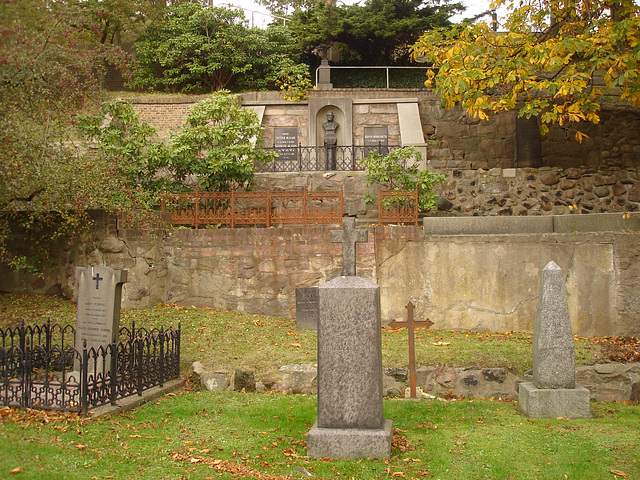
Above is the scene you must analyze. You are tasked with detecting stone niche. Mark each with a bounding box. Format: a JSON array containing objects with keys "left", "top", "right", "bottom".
[{"left": 309, "top": 97, "right": 353, "bottom": 147}]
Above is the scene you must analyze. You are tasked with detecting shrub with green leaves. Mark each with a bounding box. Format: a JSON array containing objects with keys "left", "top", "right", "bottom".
[
  {"left": 77, "top": 100, "right": 169, "bottom": 193},
  {"left": 168, "top": 92, "right": 275, "bottom": 192},
  {"left": 362, "top": 146, "right": 445, "bottom": 212}
]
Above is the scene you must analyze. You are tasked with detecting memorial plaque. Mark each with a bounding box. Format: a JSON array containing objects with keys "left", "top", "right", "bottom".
[
  {"left": 274, "top": 127, "right": 298, "bottom": 162},
  {"left": 364, "top": 126, "right": 389, "bottom": 156},
  {"left": 295, "top": 287, "right": 319, "bottom": 331},
  {"left": 75, "top": 266, "right": 127, "bottom": 368}
]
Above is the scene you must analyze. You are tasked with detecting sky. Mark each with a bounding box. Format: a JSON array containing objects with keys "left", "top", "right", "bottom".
[{"left": 211, "top": 0, "right": 505, "bottom": 29}]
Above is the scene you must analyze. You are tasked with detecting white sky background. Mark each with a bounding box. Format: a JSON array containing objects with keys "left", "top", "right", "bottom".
[{"left": 211, "top": 0, "right": 508, "bottom": 29}]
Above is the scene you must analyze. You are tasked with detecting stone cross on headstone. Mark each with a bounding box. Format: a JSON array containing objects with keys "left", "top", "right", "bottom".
[
  {"left": 388, "top": 302, "right": 434, "bottom": 399},
  {"left": 74, "top": 266, "right": 127, "bottom": 375},
  {"left": 330, "top": 217, "right": 368, "bottom": 276},
  {"left": 518, "top": 261, "right": 591, "bottom": 418}
]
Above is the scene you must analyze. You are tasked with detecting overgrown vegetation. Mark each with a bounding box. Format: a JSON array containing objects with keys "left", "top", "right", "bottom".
[
  {"left": 362, "top": 147, "right": 446, "bottom": 212},
  {"left": 0, "top": 0, "right": 147, "bottom": 273}
]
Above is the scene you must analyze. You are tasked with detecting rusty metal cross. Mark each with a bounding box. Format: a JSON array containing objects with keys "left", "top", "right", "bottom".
[{"left": 388, "top": 302, "right": 434, "bottom": 399}]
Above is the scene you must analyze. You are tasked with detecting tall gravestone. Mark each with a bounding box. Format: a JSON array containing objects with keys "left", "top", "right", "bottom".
[
  {"left": 307, "top": 218, "right": 393, "bottom": 460},
  {"left": 75, "top": 266, "right": 128, "bottom": 373},
  {"left": 519, "top": 261, "right": 591, "bottom": 418}
]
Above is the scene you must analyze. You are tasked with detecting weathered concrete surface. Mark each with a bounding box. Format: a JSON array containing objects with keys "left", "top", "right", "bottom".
[{"left": 376, "top": 232, "right": 637, "bottom": 337}]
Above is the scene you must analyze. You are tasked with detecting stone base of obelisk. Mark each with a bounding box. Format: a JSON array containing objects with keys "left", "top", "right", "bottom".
[
  {"left": 519, "top": 382, "right": 591, "bottom": 418},
  {"left": 307, "top": 419, "right": 393, "bottom": 460}
]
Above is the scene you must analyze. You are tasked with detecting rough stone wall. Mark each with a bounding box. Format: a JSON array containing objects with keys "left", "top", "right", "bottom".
[
  {"left": 163, "top": 226, "right": 376, "bottom": 318},
  {"left": 0, "top": 212, "right": 169, "bottom": 310},
  {"left": 432, "top": 165, "right": 640, "bottom": 216},
  {"left": 4, "top": 219, "right": 638, "bottom": 337},
  {"left": 541, "top": 109, "right": 640, "bottom": 169},
  {"left": 376, "top": 231, "right": 640, "bottom": 337},
  {"left": 253, "top": 166, "right": 640, "bottom": 219},
  {"left": 261, "top": 104, "right": 310, "bottom": 147},
  {"left": 352, "top": 102, "right": 401, "bottom": 146}
]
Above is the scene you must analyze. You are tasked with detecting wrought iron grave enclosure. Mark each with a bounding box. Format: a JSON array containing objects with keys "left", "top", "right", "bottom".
[{"left": 0, "top": 321, "right": 180, "bottom": 415}]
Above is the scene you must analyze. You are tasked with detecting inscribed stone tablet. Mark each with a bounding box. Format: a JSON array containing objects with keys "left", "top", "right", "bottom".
[
  {"left": 364, "top": 126, "right": 389, "bottom": 155},
  {"left": 274, "top": 127, "right": 298, "bottom": 162},
  {"left": 295, "top": 287, "right": 319, "bottom": 331},
  {"left": 75, "top": 266, "right": 127, "bottom": 353}
]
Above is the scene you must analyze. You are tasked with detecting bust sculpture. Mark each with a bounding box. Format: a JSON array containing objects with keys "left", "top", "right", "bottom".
[
  {"left": 322, "top": 111, "right": 339, "bottom": 145},
  {"left": 322, "top": 111, "right": 339, "bottom": 170}
]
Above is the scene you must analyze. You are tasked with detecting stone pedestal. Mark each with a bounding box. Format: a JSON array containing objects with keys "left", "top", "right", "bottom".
[
  {"left": 519, "top": 382, "right": 592, "bottom": 418},
  {"left": 306, "top": 275, "right": 392, "bottom": 459},
  {"left": 307, "top": 419, "right": 393, "bottom": 460}
]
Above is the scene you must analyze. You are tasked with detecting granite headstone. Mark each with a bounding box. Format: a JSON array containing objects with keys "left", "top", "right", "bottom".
[
  {"left": 519, "top": 261, "right": 591, "bottom": 418},
  {"left": 307, "top": 219, "right": 392, "bottom": 460}
]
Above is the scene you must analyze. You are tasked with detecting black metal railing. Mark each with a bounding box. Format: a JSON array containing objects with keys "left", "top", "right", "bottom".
[
  {"left": 256, "top": 144, "right": 399, "bottom": 173},
  {"left": 0, "top": 321, "right": 180, "bottom": 415}
]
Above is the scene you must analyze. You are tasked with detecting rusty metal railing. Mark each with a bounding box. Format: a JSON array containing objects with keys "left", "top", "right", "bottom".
[
  {"left": 161, "top": 187, "right": 344, "bottom": 228},
  {"left": 378, "top": 186, "right": 419, "bottom": 225}
]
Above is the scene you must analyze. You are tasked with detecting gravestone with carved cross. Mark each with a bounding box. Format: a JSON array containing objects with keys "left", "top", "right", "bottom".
[
  {"left": 330, "top": 217, "right": 368, "bottom": 276},
  {"left": 307, "top": 217, "right": 392, "bottom": 460},
  {"left": 74, "top": 266, "right": 128, "bottom": 374},
  {"left": 388, "top": 302, "right": 433, "bottom": 399}
]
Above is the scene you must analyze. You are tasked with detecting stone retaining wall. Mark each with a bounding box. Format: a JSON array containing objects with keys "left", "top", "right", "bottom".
[
  {"left": 192, "top": 362, "right": 640, "bottom": 404},
  {"left": 2, "top": 216, "right": 639, "bottom": 337}
]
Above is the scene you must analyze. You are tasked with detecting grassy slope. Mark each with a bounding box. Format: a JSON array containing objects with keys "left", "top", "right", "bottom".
[
  {"left": 0, "top": 392, "right": 638, "bottom": 480},
  {"left": 0, "top": 293, "right": 605, "bottom": 375}
]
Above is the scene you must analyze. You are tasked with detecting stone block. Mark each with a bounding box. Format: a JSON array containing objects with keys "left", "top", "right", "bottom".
[
  {"left": 423, "top": 215, "right": 553, "bottom": 235},
  {"left": 201, "top": 373, "right": 229, "bottom": 392},
  {"left": 231, "top": 369, "right": 256, "bottom": 392},
  {"left": 306, "top": 419, "right": 393, "bottom": 460},
  {"left": 518, "top": 382, "right": 591, "bottom": 418},
  {"left": 317, "top": 276, "right": 383, "bottom": 429}
]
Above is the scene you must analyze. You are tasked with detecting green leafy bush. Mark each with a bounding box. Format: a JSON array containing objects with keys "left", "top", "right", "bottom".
[{"left": 362, "top": 146, "right": 445, "bottom": 212}]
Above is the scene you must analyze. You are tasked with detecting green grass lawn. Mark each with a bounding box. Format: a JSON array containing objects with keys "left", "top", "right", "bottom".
[
  {"left": 1, "top": 391, "right": 638, "bottom": 480},
  {"left": 1, "top": 293, "right": 638, "bottom": 479},
  {"left": 0, "top": 293, "right": 606, "bottom": 375}
]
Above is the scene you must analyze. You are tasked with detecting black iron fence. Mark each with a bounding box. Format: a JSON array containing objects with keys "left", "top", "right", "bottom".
[
  {"left": 256, "top": 145, "right": 399, "bottom": 173},
  {"left": 0, "top": 321, "right": 180, "bottom": 415}
]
